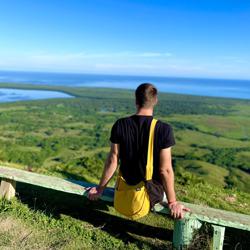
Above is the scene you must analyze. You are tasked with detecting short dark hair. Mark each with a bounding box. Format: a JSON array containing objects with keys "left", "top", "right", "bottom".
[{"left": 135, "top": 83, "right": 158, "bottom": 108}]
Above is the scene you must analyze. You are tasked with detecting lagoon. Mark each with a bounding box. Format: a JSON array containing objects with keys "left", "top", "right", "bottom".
[{"left": 0, "top": 88, "right": 73, "bottom": 103}]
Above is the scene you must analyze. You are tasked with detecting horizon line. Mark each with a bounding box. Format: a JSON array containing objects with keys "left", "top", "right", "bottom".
[{"left": 1, "top": 68, "right": 250, "bottom": 82}]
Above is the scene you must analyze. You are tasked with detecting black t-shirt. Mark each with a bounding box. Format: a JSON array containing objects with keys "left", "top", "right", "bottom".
[{"left": 110, "top": 115, "right": 175, "bottom": 185}]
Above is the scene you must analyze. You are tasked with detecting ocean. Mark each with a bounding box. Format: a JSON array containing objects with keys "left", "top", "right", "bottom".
[{"left": 0, "top": 70, "right": 250, "bottom": 100}]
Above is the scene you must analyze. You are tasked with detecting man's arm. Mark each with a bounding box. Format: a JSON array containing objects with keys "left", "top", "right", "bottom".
[
  {"left": 88, "top": 143, "right": 119, "bottom": 200},
  {"left": 159, "top": 147, "right": 190, "bottom": 219}
]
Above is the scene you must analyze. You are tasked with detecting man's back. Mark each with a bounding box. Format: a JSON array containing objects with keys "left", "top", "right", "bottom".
[
  {"left": 110, "top": 114, "right": 175, "bottom": 185},
  {"left": 88, "top": 83, "right": 189, "bottom": 219}
]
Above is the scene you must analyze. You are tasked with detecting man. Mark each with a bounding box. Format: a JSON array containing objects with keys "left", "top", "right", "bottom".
[{"left": 88, "top": 83, "right": 190, "bottom": 219}]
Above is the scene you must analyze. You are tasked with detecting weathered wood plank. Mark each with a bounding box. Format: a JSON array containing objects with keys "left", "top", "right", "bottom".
[
  {"left": 212, "top": 225, "right": 225, "bottom": 250},
  {"left": 154, "top": 202, "right": 250, "bottom": 231},
  {"left": 0, "top": 165, "right": 113, "bottom": 202},
  {"left": 0, "top": 178, "right": 16, "bottom": 200}
]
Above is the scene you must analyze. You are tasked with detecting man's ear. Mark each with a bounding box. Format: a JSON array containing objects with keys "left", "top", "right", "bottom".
[
  {"left": 135, "top": 100, "right": 140, "bottom": 109},
  {"left": 154, "top": 97, "right": 158, "bottom": 105}
]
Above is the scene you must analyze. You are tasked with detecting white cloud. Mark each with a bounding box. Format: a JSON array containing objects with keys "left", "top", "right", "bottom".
[
  {"left": 137, "top": 52, "right": 172, "bottom": 57},
  {"left": 1, "top": 51, "right": 250, "bottom": 79},
  {"left": 29, "top": 51, "right": 173, "bottom": 60},
  {"left": 0, "top": 50, "right": 174, "bottom": 74},
  {"left": 95, "top": 63, "right": 156, "bottom": 70},
  {"left": 219, "top": 56, "right": 249, "bottom": 64}
]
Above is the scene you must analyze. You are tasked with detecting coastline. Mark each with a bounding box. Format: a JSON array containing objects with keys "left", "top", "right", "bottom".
[
  {"left": 1, "top": 82, "right": 250, "bottom": 103},
  {"left": 0, "top": 70, "right": 250, "bottom": 100}
]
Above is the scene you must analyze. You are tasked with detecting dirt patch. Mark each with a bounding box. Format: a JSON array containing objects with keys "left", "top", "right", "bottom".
[
  {"left": 0, "top": 216, "right": 33, "bottom": 249},
  {"left": 0, "top": 217, "right": 18, "bottom": 232}
]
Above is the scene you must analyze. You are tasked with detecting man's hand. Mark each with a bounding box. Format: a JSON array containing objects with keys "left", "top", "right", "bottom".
[
  {"left": 87, "top": 186, "right": 104, "bottom": 201},
  {"left": 168, "top": 201, "right": 190, "bottom": 219}
]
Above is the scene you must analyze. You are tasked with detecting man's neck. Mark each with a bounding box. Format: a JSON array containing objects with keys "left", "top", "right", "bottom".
[{"left": 136, "top": 107, "right": 153, "bottom": 116}]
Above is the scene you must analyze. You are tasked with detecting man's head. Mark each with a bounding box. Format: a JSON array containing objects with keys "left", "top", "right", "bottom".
[{"left": 135, "top": 83, "right": 158, "bottom": 109}]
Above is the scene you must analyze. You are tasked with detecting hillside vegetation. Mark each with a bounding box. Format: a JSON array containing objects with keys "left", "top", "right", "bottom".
[
  {"left": 0, "top": 83, "right": 250, "bottom": 249},
  {"left": 0, "top": 83, "right": 249, "bottom": 192}
]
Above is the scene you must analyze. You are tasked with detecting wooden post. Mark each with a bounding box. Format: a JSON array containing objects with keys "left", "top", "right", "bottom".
[
  {"left": 0, "top": 178, "right": 16, "bottom": 200},
  {"left": 173, "top": 218, "right": 202, "bottom": 249},
  {"left": 212, "top": 225, "right": 225, "bottom": 250}
]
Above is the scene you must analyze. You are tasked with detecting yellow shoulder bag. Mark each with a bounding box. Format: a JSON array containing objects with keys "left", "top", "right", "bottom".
[{"left": 114, "top": 118, "right": 157, "bottom": 220}]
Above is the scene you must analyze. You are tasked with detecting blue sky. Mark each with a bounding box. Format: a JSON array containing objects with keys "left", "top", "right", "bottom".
[{"left": 0, "top": 0, "right": 250, "bottom": 79}]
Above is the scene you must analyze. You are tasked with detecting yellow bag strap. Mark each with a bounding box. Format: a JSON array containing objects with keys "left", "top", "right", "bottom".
[{"left": 145, "top": 118, "right": 157, "bottom": 181}]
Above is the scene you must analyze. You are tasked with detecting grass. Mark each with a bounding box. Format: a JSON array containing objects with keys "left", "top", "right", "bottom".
[
  {"left": 0, "top": 185, "right": 174, "bottom": 250},
  {"left": 178, "top": 160, "right": 229, "bottom": 187},
  {"left": 175, "top": 130, "right": 250, "bottom": 148}
]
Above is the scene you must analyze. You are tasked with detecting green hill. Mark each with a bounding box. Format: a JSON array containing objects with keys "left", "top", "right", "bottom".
[{"left": 0, "top": 83, "right": 249, "bottom": 192}]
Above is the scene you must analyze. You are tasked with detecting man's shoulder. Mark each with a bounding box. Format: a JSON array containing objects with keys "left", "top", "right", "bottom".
[
  {"left": 155, "top": 119, "right": 175, "bottom": 148},
  {"left": 112, "top": 116, "right": 133, "bottom": 126},
  {"left": 114, "top": 117, "right": 173, "bottom": 128},
  {"left": 115, "top": 115, "right": 135, "bottom": 122},
  {"left": 156, "top": 119, "right": 173, "bottom": 131}
]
